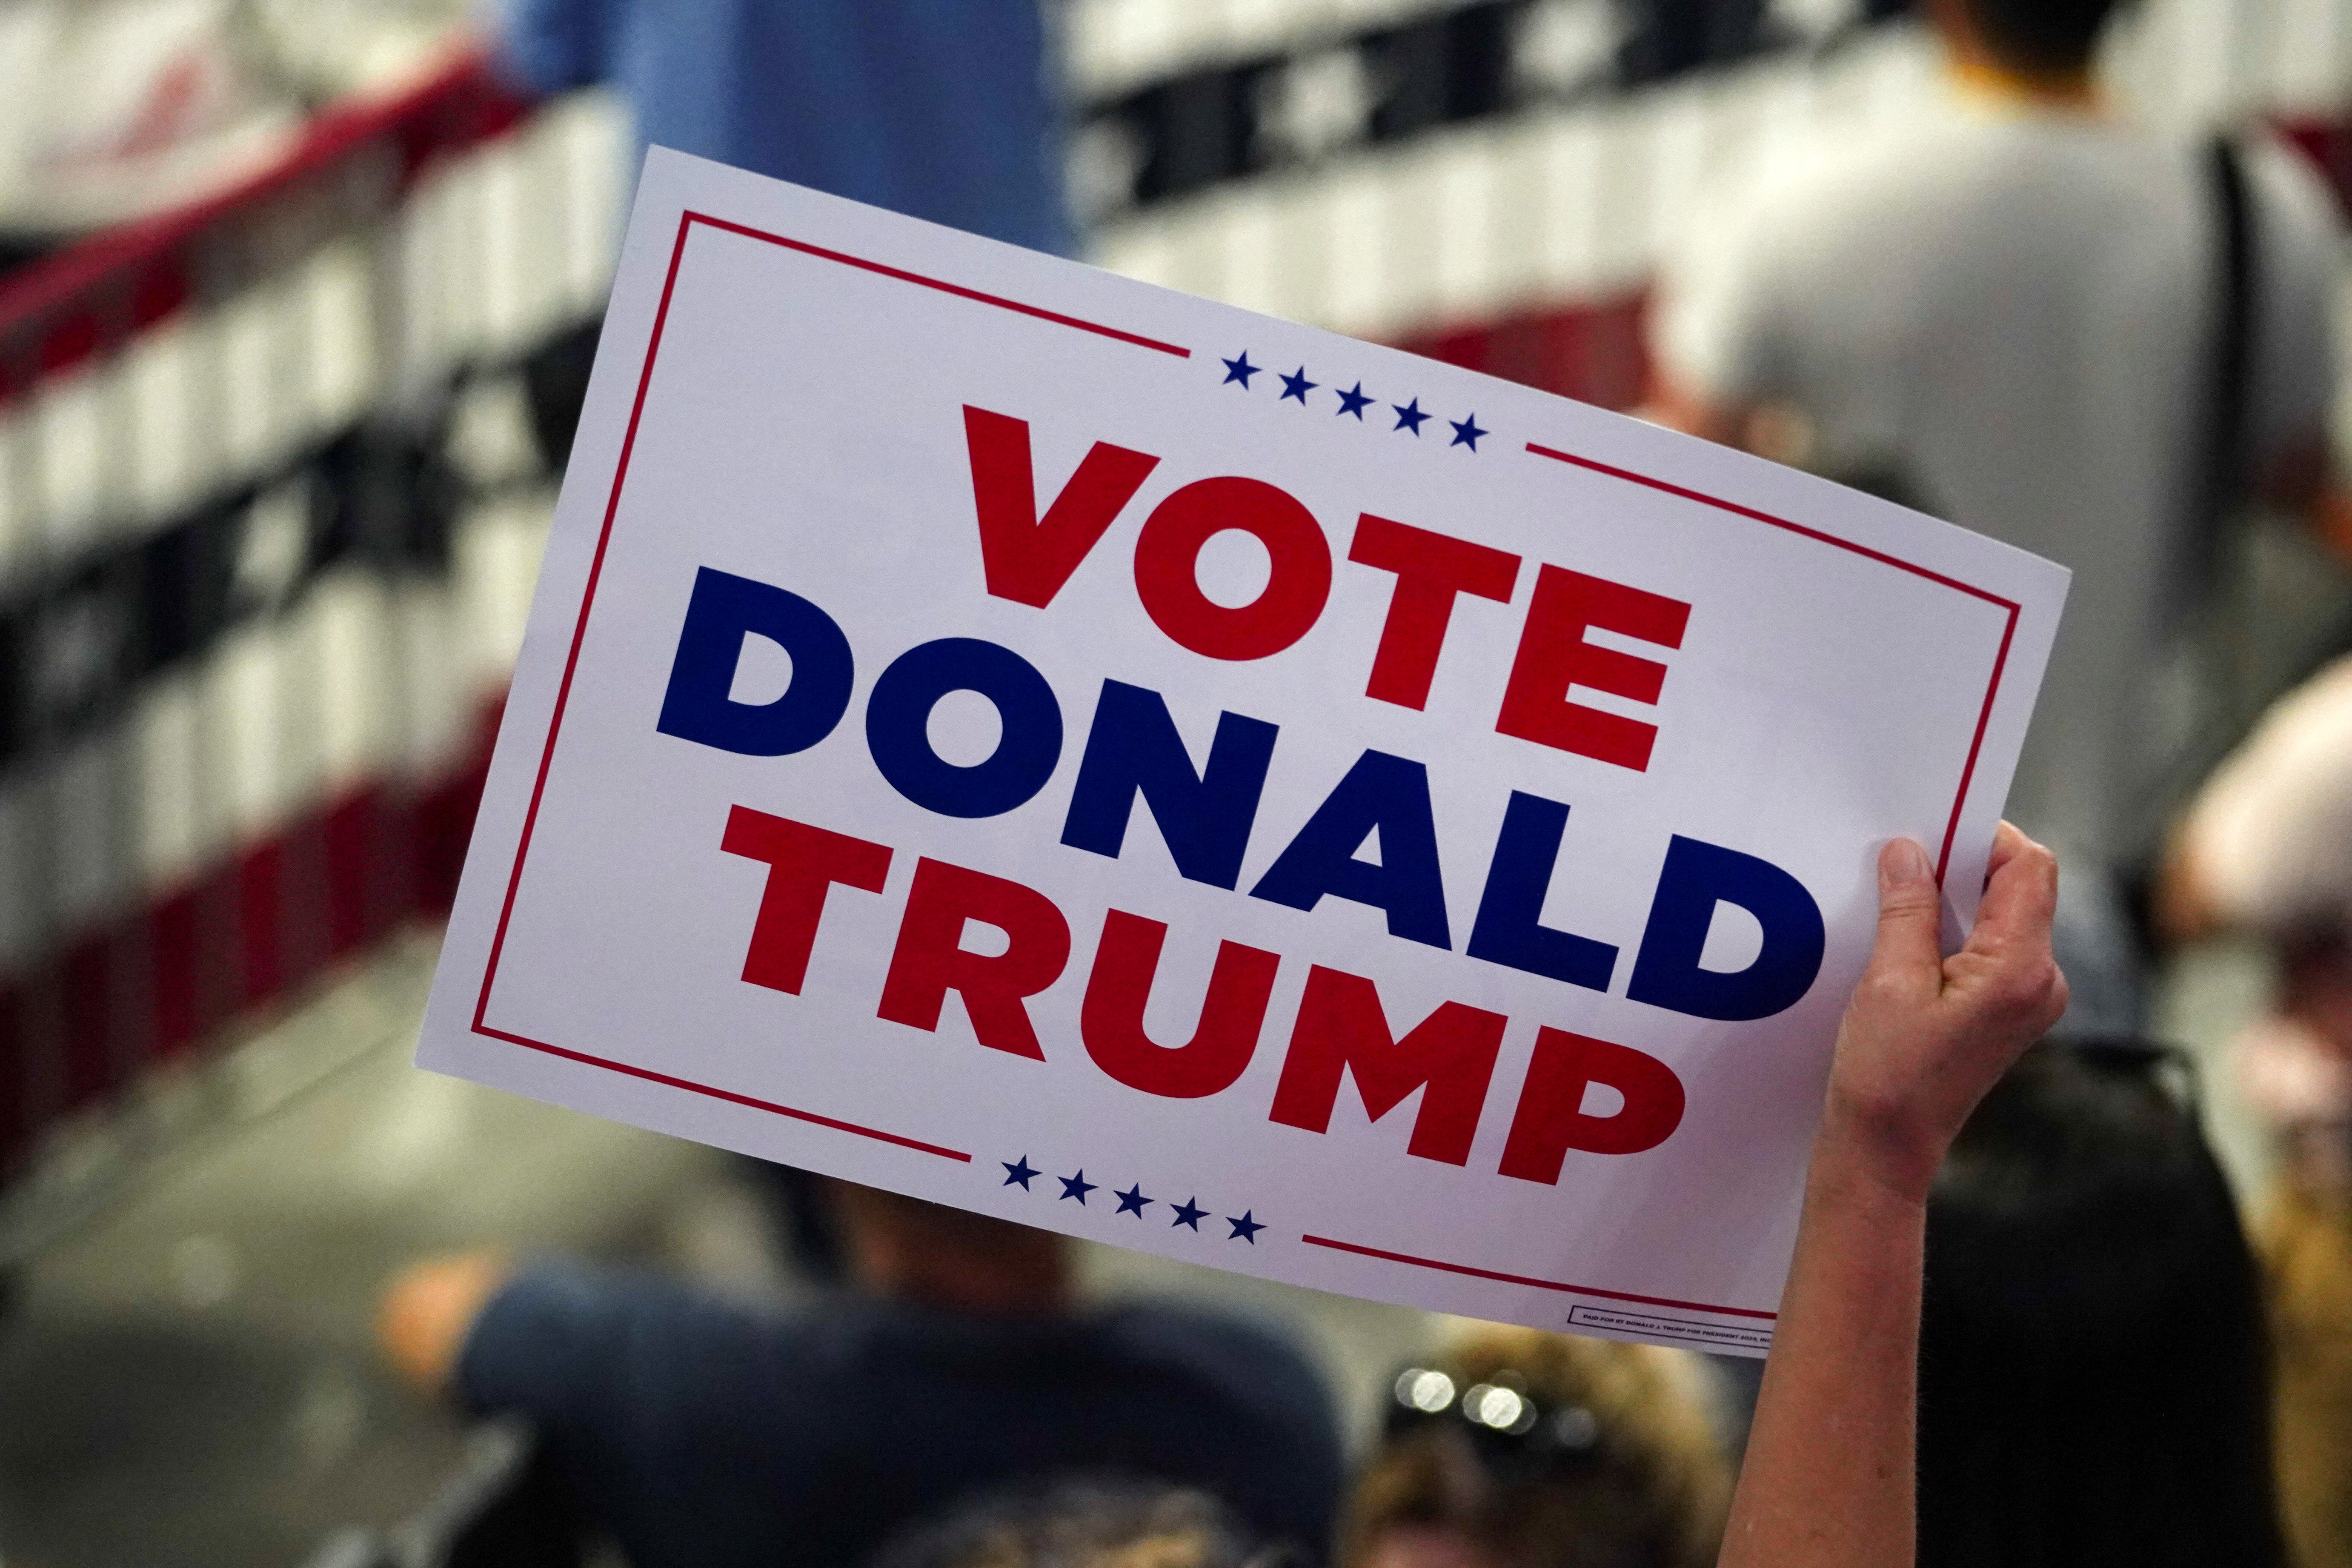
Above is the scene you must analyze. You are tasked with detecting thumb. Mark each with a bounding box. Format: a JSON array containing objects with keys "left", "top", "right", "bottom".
[{"left": 1868, "top": 837, "right": 1944, "bottom": 990}]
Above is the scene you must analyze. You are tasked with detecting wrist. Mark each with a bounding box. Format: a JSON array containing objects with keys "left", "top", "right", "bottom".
[{"left": 1814, "top": 1090, "right": 1946, "bottom": 1209}]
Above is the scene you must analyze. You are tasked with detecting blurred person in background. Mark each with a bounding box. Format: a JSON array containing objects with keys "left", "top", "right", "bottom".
[
  {"left": 480, "top": 0, "right": 1074, "bottom": 466},
  {"left": 1651, "top": 0, "right": 2352, "bottom": 1036},
  {"left": 2165, "top": 655, "right": 2352, "bottom": 1568},
  {"left": 480, "top": 0, "right": 1070, "bottom": 255},
  {"left": 869, "top": 1479, "right": 1266, "bottom": 1568},
  {"left": 377, "top": 1178, "right": 1343, "bottom": 1568},
  {"left": 1339, "top": 1323, "right": 1729, "bottom": 1568},
  {"left": 2167, "top": 652, "right": 2352, "bottom": 1071},
  {"left": 1914, "top": 1040, "right": 2284, "bottom": 1566}
]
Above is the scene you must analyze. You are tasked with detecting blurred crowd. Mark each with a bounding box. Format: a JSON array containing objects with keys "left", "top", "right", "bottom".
[
  {"left": 10, "top": 0, "right": 2352, "bottom": 1564},
  {"left": 366, "top": 1035, "right": 2287, "bottom": 1568}
]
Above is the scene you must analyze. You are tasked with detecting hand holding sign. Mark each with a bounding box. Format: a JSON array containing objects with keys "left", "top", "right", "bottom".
[
  {"left": 1723, "top": 826, "right": 2064, "bottom": 1567},
  {"left": 1821, "top": 824, "right": 2070, "bottom": 1204},
  {"left": 415, "top": 149, "right": 2069, "bottom": 1354}
]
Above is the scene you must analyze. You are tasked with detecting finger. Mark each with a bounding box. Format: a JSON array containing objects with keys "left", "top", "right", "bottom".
[
  {"left": 2037, "top": 964, "right": 2072, "bottom": 1035},
  {"left": 1966, "top": 824, "right": 2058, "bottom": 964},
  {"left": 1981, "top": 818, "right": 2029, "bottom": 885},
  {"left": 1868, "top": 836, "right": 1944, "bottom": 987}
]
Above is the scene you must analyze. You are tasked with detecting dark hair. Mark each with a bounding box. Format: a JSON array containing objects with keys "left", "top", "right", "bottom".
[
  {"left": 1918, "top": 1041, "right": 2283, "bottom": 1567},
  {"left": 870, "top": 1479, "right": 1269, "bottom": 1568},
  {"left": 1960, "top": 0, "right": 2129, "bottom": 74}
]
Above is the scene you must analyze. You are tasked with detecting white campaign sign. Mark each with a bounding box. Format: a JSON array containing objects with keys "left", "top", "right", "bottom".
[{"left": 418, "top": 148, "right": 2068, "bottom": 1356}]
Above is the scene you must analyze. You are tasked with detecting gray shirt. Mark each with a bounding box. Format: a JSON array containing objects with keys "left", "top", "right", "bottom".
[{"left": 1655, "top": 89, "right": 2341, "bottom": 867}]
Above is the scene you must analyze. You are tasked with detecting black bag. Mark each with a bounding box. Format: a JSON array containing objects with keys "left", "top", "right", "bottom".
[{"left": 2117, "top": 132, "right": 2258, "bottom": 946}]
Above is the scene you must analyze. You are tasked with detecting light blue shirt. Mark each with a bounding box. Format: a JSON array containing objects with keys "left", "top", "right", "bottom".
[{"left": 495, "top": 0, "right": 1074, "bottom": 256}]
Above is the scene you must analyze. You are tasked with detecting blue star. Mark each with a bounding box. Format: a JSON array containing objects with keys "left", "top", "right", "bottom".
[
  {"left": 1227, "top": 1209, "right": 1265, "bottom": 1244},
  {"left": 1001, "top": 1155, "right": 1039, "bottom": 1190},
  {"left": 1114, "top": 1183, "right": 1153, "bottom": 1217},
  {"left": 1392, "top": 399, "right": 1430, "bottom": 436},
  {"left": 1334, "top": 382, "right": 1374, "bottom": 420},
  {"left": 1221, "top": 352, "right": 1259, "bottom": 388},
  {"left": 1059, "top": 1170, "right": 1096, "bottom": 1204},
  {"left": 1449, "top": 413, "right": 1488, "bottom": 451},
  {"left": 1170, "top": 1196, "right": 1208, "bottom": 1231},
  {"left": 1279, "top": 366, "right": 1318, "bottom": 404}
]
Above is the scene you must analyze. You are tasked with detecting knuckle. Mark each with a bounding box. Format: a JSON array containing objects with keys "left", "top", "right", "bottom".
[
  {"left": 1853, "top": 973, "right": 1929, "bottom": 1025},
  {"left": 2037, "top": 968, "right": 2072, "bottom": 1028},
  {"left": 1857, "top": 968, "right": 1918, "bottom": 1012},
  {"left": 1877, "top": 887, "right": 1940, "bottom": 924},
  {"left": 1979, "top": 959, "right": 2058, "bottom": 1021},
  {"left": 1995, "top": 968, "right": 2047, "bottom": 1011}
]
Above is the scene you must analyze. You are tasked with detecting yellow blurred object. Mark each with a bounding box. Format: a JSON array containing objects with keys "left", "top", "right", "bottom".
[
  {"left": 2266, "top": 1173, "right": 2352, "bottom": 1568},
  {"left": 376, "top": 1249, "right": 515, "bottom": 1396}
]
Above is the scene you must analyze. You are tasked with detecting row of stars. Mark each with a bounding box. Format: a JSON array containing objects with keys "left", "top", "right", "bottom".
[
  {"left": 1220, "top": 351, "right": 1488, "bottom": 451},
  {"left": 1000, "top": 1155, "right": 1265, "bottom": 1243}
]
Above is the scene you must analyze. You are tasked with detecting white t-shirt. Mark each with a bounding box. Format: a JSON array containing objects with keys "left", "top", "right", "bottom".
[{"left": 1654, "top": 89, "right": 2341, "bottom": 866}]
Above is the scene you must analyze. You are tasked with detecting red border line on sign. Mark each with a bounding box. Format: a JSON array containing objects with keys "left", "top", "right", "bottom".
[
  {"left": 477, "top": 1024, "right": 973, "bottom": 1161},
  {"left": 1522, "top": 441, "right": 2023, "bottom": 883},
  {"left": 1524, "top": 443, "right": 2019, "bottom": 607},
  {"left": 1302, "top": 1234, "right": 1779, "bottom": 1322},
  {"left": 472, "top": 209, "right": 1185, "bottom": 1158}
]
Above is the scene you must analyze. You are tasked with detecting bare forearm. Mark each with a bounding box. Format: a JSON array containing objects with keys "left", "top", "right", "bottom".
[
  {"left": 1714, "top": 827, "right": 2061, "bottom": 1567},
  {"left": 1719, "top": 1130, "right": 1927, "bottom": 1568}
]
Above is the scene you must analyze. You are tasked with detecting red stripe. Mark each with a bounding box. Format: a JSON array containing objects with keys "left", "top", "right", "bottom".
[
  {"left": 1393, "top": 294, "right": 1651, "bottom": 411},
  {"left": 239, "top": 838, "right": 285, "bottom": 1008},
  {"left": 1301, "top": 1233, "right": 1778, "bottom": 1321},
  {"left": 60, "top": 933, "right": 112, "bottom": 1112},
  {"left": 0, "top": 701, "right": 507, "bottom": 1177},
  {"left": 149, "top": 885, "right": 202, "bottom": 1058},
  {"left": 415, "top": 702, "right": 504, "bottom": 914},
  {"left": 150, "top": 861, "right": 246, "bottom": 1063},
  {"left": 474, "top": 1024, "right": 970, "bottom": 1162},
  {"left": 684, "top": 212, "right": 1192, "bottom": 359},
  {"left": 322, "top": 787, "right": 391, "bottom": 958},
  {"left": 0, "top": 983, "right": 21, "bottom": 1169}
]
